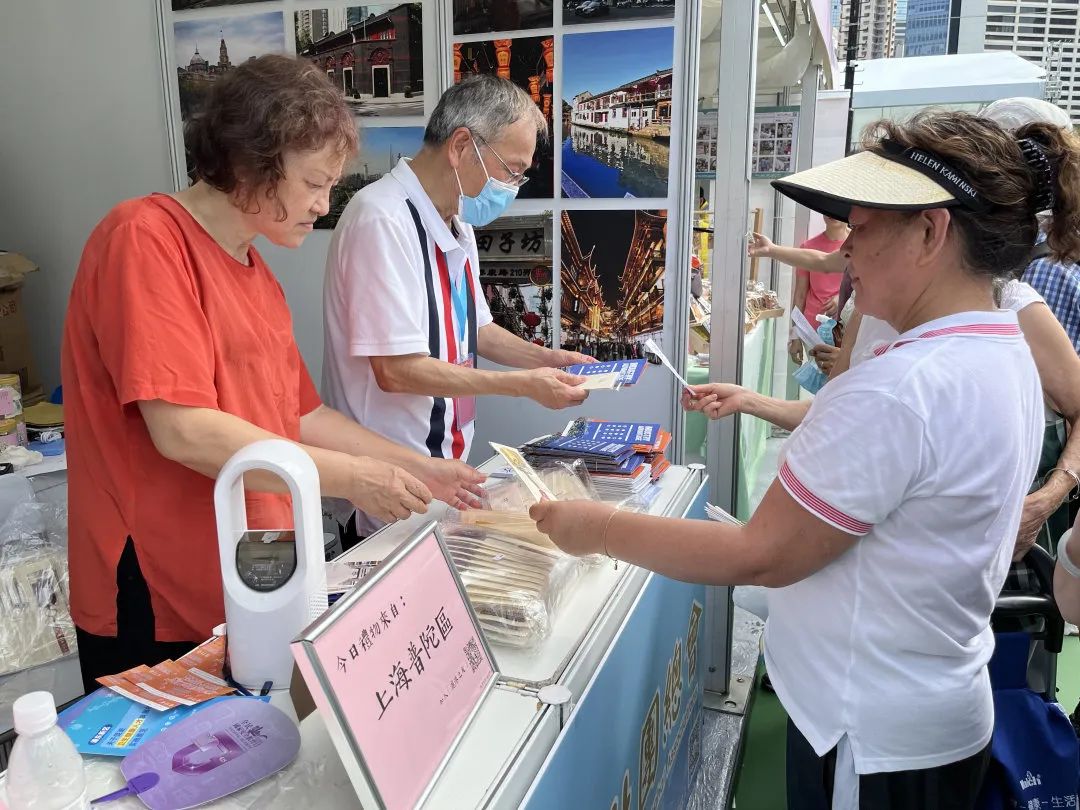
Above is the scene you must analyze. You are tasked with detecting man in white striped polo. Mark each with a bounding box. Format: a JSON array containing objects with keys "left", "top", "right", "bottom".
[{"left": 323, "top": 76, "right": 593, "bottom": 539}]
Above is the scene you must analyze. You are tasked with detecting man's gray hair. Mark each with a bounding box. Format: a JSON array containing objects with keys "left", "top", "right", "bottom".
[{"left": 424, "top": 74, "right": 549, "bottom": 146}]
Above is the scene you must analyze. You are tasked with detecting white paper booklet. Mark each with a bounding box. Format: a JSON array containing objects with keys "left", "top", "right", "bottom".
[
  {"left": 489, "top": 443, "right": 558, "bottom": 502},
  {"left": 705, "top": 503, "right": 744, "bottom": 526},
  {"left": 577, "top": 372, "right": 621, "bottom": 390},
  {"left": 790, "top": 307, "right": 825, "bottom": 348}
]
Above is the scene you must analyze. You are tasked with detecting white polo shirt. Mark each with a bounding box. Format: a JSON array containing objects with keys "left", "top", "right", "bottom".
[
  {"left": 849, "top": 280, "right": 1043, "bottom": 366},
  {"left": 766, "top": 309, "right": 1042, "bottom": 774},
  {"left": 322, "top": 158, "right": 493, "bottom": 467}
]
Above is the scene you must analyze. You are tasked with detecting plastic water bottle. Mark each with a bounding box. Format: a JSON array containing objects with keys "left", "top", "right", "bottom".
[{"left": 5, "top": 692, "right": 87, "bottom": 810}]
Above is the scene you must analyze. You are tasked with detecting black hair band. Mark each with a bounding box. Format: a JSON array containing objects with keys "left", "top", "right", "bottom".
[
  {"left": 1017, "top": 137, "right": 1057, "bottom": 212},
  {"left": 879, "top": 139, "right": 989, "bottom": 213}
]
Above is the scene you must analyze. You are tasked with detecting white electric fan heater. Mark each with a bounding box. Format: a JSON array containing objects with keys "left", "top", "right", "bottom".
[{"left": 215, "top": 440, "right": 328, "bottom": 691}]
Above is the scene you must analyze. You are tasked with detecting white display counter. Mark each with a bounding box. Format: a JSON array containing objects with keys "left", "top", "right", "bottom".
[{"left": 0, "top": 458, "right": 711, "bottom": 808}]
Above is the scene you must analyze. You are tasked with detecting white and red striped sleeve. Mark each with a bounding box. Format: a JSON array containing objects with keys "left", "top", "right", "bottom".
[{"left": 778, "top": 390, "right": 927, "bottom": 537}]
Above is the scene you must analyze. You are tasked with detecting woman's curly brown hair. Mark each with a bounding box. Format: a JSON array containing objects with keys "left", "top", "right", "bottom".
[
  {"left": 862, "top": 110, "right": 1080, "bottom": 276},
  {"left": 185, "top": 54, "right": 358, "bottom": 219}
]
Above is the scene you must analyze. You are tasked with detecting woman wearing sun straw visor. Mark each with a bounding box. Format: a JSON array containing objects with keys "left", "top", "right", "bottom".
[{"left": 528, "top": 110, "right": 1080, "bottom": 809}]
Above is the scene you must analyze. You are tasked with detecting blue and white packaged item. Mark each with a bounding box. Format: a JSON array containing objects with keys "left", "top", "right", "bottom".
[
  {"left": 58, "top": 688, "right": 266, "bottom": 757},
  {"left": 793, "top": 317, "right": 837, "bottom": 395}
]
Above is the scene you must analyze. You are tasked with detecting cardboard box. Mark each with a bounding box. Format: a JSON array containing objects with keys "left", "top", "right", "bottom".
[{"left": 0, "top": 252, "right": 41, "bottom": 398}]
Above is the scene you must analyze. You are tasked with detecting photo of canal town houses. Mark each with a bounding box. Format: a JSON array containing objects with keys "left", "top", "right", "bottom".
[
  {"left": 474, "top": 214, "right": 555, "bottom": 348},
  {"left": 454, "top": 36, "right": 555, "bottom": 199},
  {"left": 561, "top": 210, "right": 667, "bottom": 360},
  {"left": 453, "top": 0, "right": 554, "bottom": 35},
  {"left": 561, "top": 27, "right": 673, "bottom": 199},
  {"left": 174, "top": 12, "right": 286, "bottom": 122},
  {"left": 316, "top": 126, "right": 425, "bottom": 229},
  {"left": 295, "top": 5, "right": 424, "bottom": 118}
]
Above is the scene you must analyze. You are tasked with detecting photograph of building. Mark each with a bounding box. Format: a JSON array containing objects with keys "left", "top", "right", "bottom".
[
  {"left": 316, "top": 126, "right": 425, "bottom": 229},
  {"left": 562, "top": 0, "right": 674, "bottom": 26},
  {"left": 454, "top": 36, "right": 555, "bottom": 199},
  {"left": 453, "top": 1, "right": 554, "bottom": 35},
  {"left": 562, "top": 27, "right": 674, "bottom": 198},
  {"left": 174, "top": 12, "right": 286, "bottom": 121},
  {"left": 295, "top": 4, "right": 424, "bottom": 118},
  {"left": 173, "top": 0, "right": 265, "bottom": 9},
  {"left": 561, "top": 210, "right": 667, "bottom": 360},
  {"left": 475, "top": 214, "right": 554, "bottom": 348}
]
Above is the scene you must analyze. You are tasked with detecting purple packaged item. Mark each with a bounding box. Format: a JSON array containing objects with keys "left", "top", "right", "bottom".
[{"left": 119, "top": 698, "right": 300, "bottom": 809}]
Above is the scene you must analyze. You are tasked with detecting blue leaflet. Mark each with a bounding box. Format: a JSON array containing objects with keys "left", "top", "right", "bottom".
[
  {"left": 563, "top": 359, "right": 647, "bottom": 386},
  {"left": 563, "top": 419, "right": 662, "bottom": 446}
]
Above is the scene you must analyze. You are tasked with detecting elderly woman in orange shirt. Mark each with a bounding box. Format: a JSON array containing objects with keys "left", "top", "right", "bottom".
[{"left": 63, "top": 55, "right": 483, "bottom": 692}]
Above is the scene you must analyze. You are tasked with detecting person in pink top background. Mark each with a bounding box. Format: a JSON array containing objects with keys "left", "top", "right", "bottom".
[{"left": 788, "top": 216, "right": 850, "bottom": 364}]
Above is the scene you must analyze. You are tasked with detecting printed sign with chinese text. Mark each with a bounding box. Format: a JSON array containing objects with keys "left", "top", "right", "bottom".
[{"left": 293, "top": 526, "right": 495, "bottom": 810}]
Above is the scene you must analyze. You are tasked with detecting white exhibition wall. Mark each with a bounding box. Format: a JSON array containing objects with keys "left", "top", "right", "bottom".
[{"left": 0, "top": 1, "right": 174, "bottom": 393}]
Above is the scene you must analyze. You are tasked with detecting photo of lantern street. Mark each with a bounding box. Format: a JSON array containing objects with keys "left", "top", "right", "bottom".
[{"left": 561, "top": 209, "right": 667, "bottom": 360}]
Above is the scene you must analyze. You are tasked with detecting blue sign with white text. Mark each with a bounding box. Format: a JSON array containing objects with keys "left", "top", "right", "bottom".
[{"left": 523, "top": 571, "right": 707, "bottom": 810}]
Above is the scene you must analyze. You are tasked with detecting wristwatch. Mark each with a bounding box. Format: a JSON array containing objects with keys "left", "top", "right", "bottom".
[{"left": 1058, "top": 529, "right": 1080, "bottom": 580}]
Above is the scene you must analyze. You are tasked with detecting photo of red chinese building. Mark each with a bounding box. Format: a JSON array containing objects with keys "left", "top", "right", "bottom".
[{"left": 295, "top": 4, "right": 424, "bottom": 118}]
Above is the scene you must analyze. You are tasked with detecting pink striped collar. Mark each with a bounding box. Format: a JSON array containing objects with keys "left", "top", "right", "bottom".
[{"left": 872, "top": 322, "right": 1023, "bottom": 357}]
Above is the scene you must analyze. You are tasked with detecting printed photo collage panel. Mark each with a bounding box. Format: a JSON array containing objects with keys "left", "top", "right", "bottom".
[
  {"left": 168, "top": 0, "right": 429, "bottom": 228},
  {"left": 164, "top": 0, "right": 680, "bottom": 357},
  {"left": 451, "top": 1, "right": 677, "bottom": 357}
]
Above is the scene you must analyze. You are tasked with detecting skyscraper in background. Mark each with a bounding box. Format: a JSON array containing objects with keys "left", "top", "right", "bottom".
[
  {"left": 838, "top": 0, "right": 898, "bottom": 60},
  {"left": 296, "top": 9, "right": 330, "bottom": 45},
  {"left": 893, "top": 0, "right": 908, "bottom": 55},
  {"left": 347, "top": 7, "right": 371, "bottom": 27},
  {"left": 957, "top": 0, "right": 1078, "bottom": 122},
  {"left": 326, "top": 8, "right": 348, "bottom": 34},
  {"left": 905, "top": 0, "right": 951, "bottom": 56}
]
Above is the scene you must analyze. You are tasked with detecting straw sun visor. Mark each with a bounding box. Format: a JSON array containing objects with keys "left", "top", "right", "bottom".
[{"left": 771, "top": 150, "right": 963, "bottom": 223}]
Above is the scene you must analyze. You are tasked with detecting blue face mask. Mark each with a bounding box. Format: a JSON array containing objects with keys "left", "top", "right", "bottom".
[{"left": 455, "top": 137, "right": 519, "bottom": 227}]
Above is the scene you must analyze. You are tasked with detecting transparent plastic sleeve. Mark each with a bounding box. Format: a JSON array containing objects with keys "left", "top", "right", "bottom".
[
  {"left": 0, "top": 501, "right": 77, "bottom": 677},
  {"left": 441, "top": 458, "right": 652, "bottom": 650},
  {"left": 438, "top": 516, "right": 588, "bottom": 650},
  {"left": 488, "top": 457, "right": 650, "bottom": 513}
]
